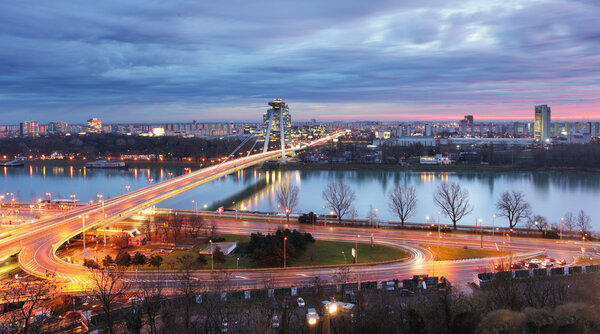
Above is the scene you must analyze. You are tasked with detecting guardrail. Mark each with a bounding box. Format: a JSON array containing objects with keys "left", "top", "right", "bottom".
[{"left": 473, "top": 264, "right": 600, "bottom": 288}]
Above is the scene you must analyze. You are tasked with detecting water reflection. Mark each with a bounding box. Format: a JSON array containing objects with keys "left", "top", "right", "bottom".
[{"left": 1, "top": 164, "right": 599, "bottom": 229}]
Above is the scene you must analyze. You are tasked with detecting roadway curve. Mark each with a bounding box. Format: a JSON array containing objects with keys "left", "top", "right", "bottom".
[{"left": 11, "top": 133, "right": 345, "bottom": 287}]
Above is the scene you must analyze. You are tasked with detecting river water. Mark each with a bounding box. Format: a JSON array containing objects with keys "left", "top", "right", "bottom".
[{"left": 2, "top": 164, "right": 599, "bottom": 230}]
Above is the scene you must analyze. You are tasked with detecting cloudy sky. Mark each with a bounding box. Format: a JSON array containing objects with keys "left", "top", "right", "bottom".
[{"left": 1, "top": 0, "right": 599, "bottom": 123}]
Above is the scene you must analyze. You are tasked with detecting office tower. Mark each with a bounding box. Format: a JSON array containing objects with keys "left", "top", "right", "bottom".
[
  {"left": 48, "top": 121, "right": 69, "bottom": 134},
  {"left": 87, "top": 118, "right": 102, "bottom": 133},
  {"left": 534, "top": 104, "right": 551, "bottom": 143},
  {"left": 20, "top": 121, "right": 39, "bottom": 137}
]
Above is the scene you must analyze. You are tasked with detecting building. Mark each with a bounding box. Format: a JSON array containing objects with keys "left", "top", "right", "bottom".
[
  {"left": 48, "top": 122, "right": 69, "bottom": 134},
  {"left": 19, "top": 121, "right": 39, "bottom": 137},
  {"left": 87, "top": 118, "right": 102, "bottom": 133},
  {"left": 263, "top": 99, "right": 291, "bottom": 144},
  {"left": 534, "top": 104, "right": 551, "bottom": 143}
]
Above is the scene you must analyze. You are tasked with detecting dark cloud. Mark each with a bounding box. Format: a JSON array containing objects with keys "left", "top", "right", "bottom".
[{"left": 0, "top": 0, "right": 599, "bottom": 122}]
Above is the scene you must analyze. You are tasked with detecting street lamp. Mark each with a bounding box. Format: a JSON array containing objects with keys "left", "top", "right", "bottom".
[
  {"left": 125, "top": 185, "right": 131, "bottom": 192},
  {"left": 78, "top": 215, "right": 88, "bottom": 260},
  {"left": 209, "top": 240, "right": 214, "bottom": 271},
  {"left": 192, "top": 200, "right": 197, "bottom": 214},
  {"left": 236, "top": 257, "right": 240, "bottom": 270},
  {"left": 283, "top": 236, "right": 288, "bottom": 268},
  {"left": 492, "top": 214, "right": 496, "bottom": 238},
  {"left": 560, "top": 217, "right": 564, "bottom": 240},
  {"left": 355, "top": 235, "right": 360, "bottom": 264},
  {"left": 322, "top": 206, "right": 326, "bottom": 226}
]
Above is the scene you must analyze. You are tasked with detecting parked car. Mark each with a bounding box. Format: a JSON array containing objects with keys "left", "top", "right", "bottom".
[
  {"left": 525, "top": 262, "right": 539, "bottom": 269},
  {"left": 556, "top": 258, "right": 567, "bottom": 265},
  {"left": 297, "top": 297, "right": 305, "bottom": 308},
  {"left": 272, "top": 315, "right": 280, "bottom": 328},
  {"left": 510, "top": 263, "right": 523, "bottom": 269},
  {"left": 542, "top": 260, "right": 554, "bottom": 267},
  {"left": 128, "top": 296, "right": 144, "bottom": 304},
  {"left": 544, "top": 257, "right": 556, "bottom": 263},
  {"left": 529, "top": 258, "right": 542, "bottom": 265}
]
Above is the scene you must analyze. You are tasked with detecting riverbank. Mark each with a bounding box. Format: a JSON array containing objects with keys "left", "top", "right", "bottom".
[{"left": 278, "top": 162, "right": 600, "bottom": 173}]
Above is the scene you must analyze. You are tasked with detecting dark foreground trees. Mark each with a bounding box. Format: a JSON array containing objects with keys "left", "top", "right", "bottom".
[{"left": 247, "top": 229, "right": 315, "bottom": 267}]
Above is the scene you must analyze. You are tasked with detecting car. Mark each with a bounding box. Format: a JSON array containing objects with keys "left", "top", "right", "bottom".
[
  {"left": 297, "top": 297, "right": 305, "bottom": 308},
  {"left": 128, "top": 296, "right": 144, "bottom": 304},
  {"left": 525, "top": 262, "right": 539, "bottom": 269},
  {"left": 529, "top": 258, "right": 542, "bottom": 264},
  {"left": 510, "top": 263, "right": 523, "bottom": 270},
  {"left": 544, "top": 257, "right": 556, "bottom": 263},
  {"left": 400, "top": 289, "right": 415, "bottom": 297},
  {"left": 556, "top": 258, "right": 567, "bottom": 265},
  {"left": 272, "top": 315, "right": 280, "bottom": 328},
  {"left": 542, "top": 260, "right": 554, "bottom": 267}
]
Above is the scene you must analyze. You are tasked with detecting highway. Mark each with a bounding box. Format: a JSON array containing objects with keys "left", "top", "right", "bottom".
[
  {"left": 0, "top": 129, "right": 589, "bottom": 292},
  {"left": 2, "top": 133, "right": 344, "bottom": 287}
]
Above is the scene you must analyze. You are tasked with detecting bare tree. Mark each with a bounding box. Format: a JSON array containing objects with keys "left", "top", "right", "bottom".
[
  {"left": 366, "top": 204, "right": 378, "bottom": 227},
  {"left": 388, "top": 185, "right": 418, "bottom": 226},
  {"left": 434, "top": 182, "right": 473, "bottom": 229},
  {"left": 496, "top": 191, "right": 531, "bottom": 229},
  {"left": 139, "top": 278, "right": 164, "bottom": 334},
  {"left": 526, "top": 215, "right": 548, "bottom": 233},
  {"left": 0, "top": 277, "right": 55, "bottom": 334},
  {"left": 322, "top": 180, "right": 356, "bottom": 224},
  {"left": 89, "top": 268, "right": 130, "bottom": 334},
  {"left": 171, "top": 214, "right": 184, "bottom": 243},
  {"left": 187, "top": 215, "right": 205, "bottom": 240},
  {"left": 576, "top": 210, "right": 592, "bottom": 236},
  {"left": 275, "top": 182, "right": 299, "bottom": 223},
  {"left": 562, "top": 211, "right": 576, "bottom": 235}
]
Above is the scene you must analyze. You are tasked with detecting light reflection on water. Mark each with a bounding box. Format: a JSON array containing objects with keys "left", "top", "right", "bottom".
[{"left": 1, "top": 164, "right": 599, "bottom": 229}]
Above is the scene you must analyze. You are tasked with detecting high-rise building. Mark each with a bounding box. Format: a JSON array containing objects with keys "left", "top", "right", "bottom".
[
  {"left": 87, "top": 118, "right": 102, "bottom": 133},
  {"left": 48, "top": 121, "right": 69, "bottom": 134},
  {"left": 20, "top": 121, "right": 39, "bottom": 137},
  {"left": 263, "top": 99, "right": 291, "bottom": 144},
  {"left": 534, "top": 104, "right": 551, "bottom": 143}
]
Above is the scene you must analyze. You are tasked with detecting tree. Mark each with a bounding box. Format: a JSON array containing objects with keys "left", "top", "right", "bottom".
[
  {"left": 0, "top": 276, "right": 55, "bottom": 334},
  {"left": 434, "top": 182, "right": 473, "bottom": 229},
  {"left": 140, "top": 278, "right": 164, "bottom": 334},
  {"left": 170, "top": 214, "right": 184, "bottom": 243},
  {"left": 84, "top": 258, "right": 100, "bottom": 269},
  {"left": 388, "top": 185, "right": 418, "bottom": 227},
  {"left": 366, "top": 205, "right": 378, "bottom": 227},
  {"left": 89, "top": 268, "right": 130, "bottom": 334},
  {"left": 187, "top": 215, "right": 205, "bottom": 240},
  {"left": 149, "top": 255, "right": 163, "bottom": 270},
  {"left": 562, "top": 211, "right": 576, "bottom": 235},
  {"left": 115, "top": 251, "right": 131, "bottom": 268},
  {"left": 576, "top": 210, "right": 592, "bottom": 237},
  {"left": 496, "top": 191, "right": 532, "bottom": 229},
  {"left": 197, "top": 254, "right": 208, "bottom": 266},
  {"left": 526, "top": 215, "right": 548, "bottom": 233},
  {"left": 132, "top": 252, "right": 148, "bottom": 269},
  {"left": 213, "top": 247, "right": 226, "bottom": 265},
  {"left": 275, "top": 182, "right": 299, "bottom": 223},
  {"left": 322, "top": 180, "right": 356, "bottom": 224},
  {"left": 102, "top": 254, "right": 114, "bottom": 268}
]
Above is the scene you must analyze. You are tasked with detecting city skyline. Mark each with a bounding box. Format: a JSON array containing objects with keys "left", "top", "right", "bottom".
[{"left": 1, "top": 1, "right": 600, "bottom": 123}]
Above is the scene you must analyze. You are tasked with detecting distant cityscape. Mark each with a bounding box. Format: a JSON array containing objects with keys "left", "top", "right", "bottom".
[{"left": 3, "top": 103, "right": 599, "bottom": 147}]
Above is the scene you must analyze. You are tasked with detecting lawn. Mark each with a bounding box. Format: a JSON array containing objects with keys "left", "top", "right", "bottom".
[
  {"left": 420, "top": 244, "right": 513, "bottom": 261},
  {"left": 575, "top": 257, "right": 600, "bottom": 265},
  {"left": 135, "top": 235, "right": 410, "bottom": 271}
]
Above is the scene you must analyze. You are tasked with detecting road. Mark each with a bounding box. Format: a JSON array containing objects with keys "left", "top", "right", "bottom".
[{"left": 0, "top": 133, "right": 344, "bottom": 288}]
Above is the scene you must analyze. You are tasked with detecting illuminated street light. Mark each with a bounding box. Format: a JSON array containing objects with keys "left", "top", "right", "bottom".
[
  {"left": 283, "top": 236, "right": 288, "bottom": 268},
  {"left": 209, "top": 240, "right": 214, "bottom": 271},
  {"left": 78, "top": 215, "right": 89, "bottom": 260}
]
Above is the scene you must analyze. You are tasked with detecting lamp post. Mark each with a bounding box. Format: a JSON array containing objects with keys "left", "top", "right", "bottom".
[
  {"left": 45, "top": 192, "right": 51, "bottom": 202},
  {"left": 323, "top": 206, "right": 326, "bottom": 226},
  {"left": 236, "top": 257, "right": 240, "bottom": 270},
  {"left": 79, "top": 215, "right": 88, "bottom": 260},
  {"left": 209, "top": 240, "right": 214, "bottom": 271},
  {"left": 375, "top": 208, "right": 379, "bottom": 228},
  {"left": 560, "top": 217, "right": 564, "bottom": 240},
  {"left": 492, "top": 214, "right": 496, "bottom": 238},
  {"left": 283, "top": 236, "right": 288, "bottom": 268},
  {"left": 192, "top": 200, "right": 197, "bottom": 214},
  {"left": 125, "top": 185, "right": 131, "bottom": 192},
  {"left": 355, "top": 235, "right": 360, "bottom": 264},
  {"left": 478, "top": 218, "right": 483, "bottom": 249}
]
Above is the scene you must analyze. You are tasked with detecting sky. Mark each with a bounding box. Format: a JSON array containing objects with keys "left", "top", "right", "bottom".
[{"left": 1, "top": 0, "right": 599, "bottom": 123}]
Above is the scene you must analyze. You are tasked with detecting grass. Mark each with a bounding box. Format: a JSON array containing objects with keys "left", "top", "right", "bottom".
[
  {"left": 575, "top": 257, "right": 600, "bottom": 265},
  {"left": 136, "top": 235, "right": 409, "bottom": 271},
  {"left": 420, "top": 244, "right": 513, "bottom": 261}
]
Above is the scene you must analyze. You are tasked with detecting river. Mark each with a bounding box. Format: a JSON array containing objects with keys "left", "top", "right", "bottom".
[{"left": 1, "top": 164, "right": 599, "bottom": 230}]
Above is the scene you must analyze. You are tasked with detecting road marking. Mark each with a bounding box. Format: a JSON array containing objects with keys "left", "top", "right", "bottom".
[
  {"left": 235, "top": 275, "right": 248, "bottom": 279},
  {"left": 296, "top": 273, "right": 307, "bottom": 277}
]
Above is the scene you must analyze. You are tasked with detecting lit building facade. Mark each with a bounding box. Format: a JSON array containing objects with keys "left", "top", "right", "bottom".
[
  {"left": 20, "top": 121, "right": 39, "bottom": 137},
  {"left": 87, "top": 118, "right": 103, "bottom": 133},
  {"left": 534, "top": 104, "right": 551, "bottom": 143}
]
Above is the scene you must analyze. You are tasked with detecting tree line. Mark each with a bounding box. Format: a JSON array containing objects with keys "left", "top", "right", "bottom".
[{"left": 312, "top": 180, "right": 595, "bottom": 237}]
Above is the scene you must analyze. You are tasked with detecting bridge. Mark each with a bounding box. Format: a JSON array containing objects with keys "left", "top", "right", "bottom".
[{"left": 0, "top": 132, "right": 345, "bottom": 286}]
